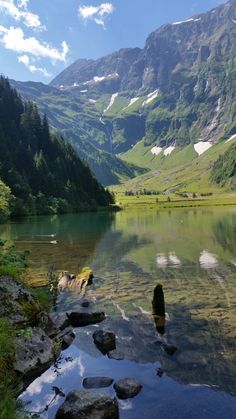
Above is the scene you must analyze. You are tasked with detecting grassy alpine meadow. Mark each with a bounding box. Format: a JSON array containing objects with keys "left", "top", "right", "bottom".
[
  {"left": 113, "top": 191, "right": 236, "bottom": 210},
  {"left": 113, "top": 135, "right": 236, "bottom": 210}
]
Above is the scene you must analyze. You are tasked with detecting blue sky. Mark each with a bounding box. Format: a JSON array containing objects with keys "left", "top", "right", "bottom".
[{"left": 0, "top": 0, "right": 227, "bottom": 83}]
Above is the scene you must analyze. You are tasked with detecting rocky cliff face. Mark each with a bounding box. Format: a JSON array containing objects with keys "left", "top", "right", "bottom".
[
  {"left": 51, "top": 0, "right": 236, "bottom": 95},
  {"left": 11, "top": 0, "right": 236, "bottom": 185}
]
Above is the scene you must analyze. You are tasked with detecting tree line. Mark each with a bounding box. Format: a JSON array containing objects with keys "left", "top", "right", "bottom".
[{"left": 0, "top": 77, "right": 114, "bottom": 221}]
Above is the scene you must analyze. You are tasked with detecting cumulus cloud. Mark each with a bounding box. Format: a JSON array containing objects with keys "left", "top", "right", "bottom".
[
  {"left": 78, "top": 2, "right": 114, "bottom": 28},
  {"left": 0, "top": 0, "right": 45, "bottom": 30},
  {"left": 0, "top": 25, "right": 69, "bottom": 62},
  {"left": 18, "top": 54, "right": 51, "bottom": 77}
]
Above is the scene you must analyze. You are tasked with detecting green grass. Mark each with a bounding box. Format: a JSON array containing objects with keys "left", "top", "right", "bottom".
[
  {"left": 117, "top": 137, "right": 236, "bottom": 196},
  {"left": 0, "top": 319, "right": 16, "bottom": 419},
  {"left": 105, "top": 95, "right": 129, "bottom": 116}
]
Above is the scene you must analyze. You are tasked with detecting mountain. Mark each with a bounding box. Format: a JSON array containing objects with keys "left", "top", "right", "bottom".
[
  {"left": 10, "top": 0, "right": 236, "bottom": 187},
  {"left": 0, "top": 77, "right": 113, "bottom": 220}
]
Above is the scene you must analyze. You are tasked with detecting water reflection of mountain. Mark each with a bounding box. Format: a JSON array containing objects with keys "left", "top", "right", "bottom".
[
  {"left": 213, "top": 214, "right": 236, "bottom": 255},
  {"left": 72, "top": 294, "right": 236, "bottom": 397}
]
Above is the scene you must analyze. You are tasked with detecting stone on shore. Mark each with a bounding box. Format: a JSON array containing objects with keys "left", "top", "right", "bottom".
[
  {"left": 55, "top": 390, "right": 119, "bottom": 419},
  {"left": 114, "top": 378, "right": 142, "bottom": 399},
  {"left": 13, "top": 327, "right": 57, "bottom": 377},
  {"left": 83, "top": 377, "right": 114, "bottom": 389}
]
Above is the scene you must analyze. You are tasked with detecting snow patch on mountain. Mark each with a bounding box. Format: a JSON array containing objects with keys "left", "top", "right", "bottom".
[
  {"left": 104, "top": 93, "right": 118, "bottom": 113},
  {"left": 124, "top": 97, "right": 140, "bottom": 110},
  {"left": 172, "top": 17, "right": 201, "bottom": 25},
  {"left": 225, "top": 134, "right": 236, "bottom": 143},
  {"left": 151, "top": 146, "right": 162, "bottom": 156},
  {"left": 164, "top": 146, "right": 175, "bottom": 156},
  {"left": 194, "top": 141, "right": 212, "bottom": 155},
  {"left": 142, "top": 90, "right": 159, "bottom": 106}
]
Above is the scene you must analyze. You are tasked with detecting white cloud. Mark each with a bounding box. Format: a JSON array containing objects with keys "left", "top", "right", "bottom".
[
  {"left": 17, "top": 0, "right": 28, "bottom": 8},
  {"left": 0, "top": 0, "right": 45, "bottom": 30},
  {"left": 78, "top": 2, "right": 114, "bottom": 28},
  {"left": 29, "top": 64, "right": 51, "bottom": 77},
  {"left": 0, "top": 25, "right": 69, "bottom": 62},
  {"left": 18, "top": 54, "right": 51, "bottom": 77},
  {"left": 18, "top": 53, "right": 29, "bottom": 65}
]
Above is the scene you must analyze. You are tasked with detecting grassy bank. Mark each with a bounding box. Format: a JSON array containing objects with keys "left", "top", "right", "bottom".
[{"left": 114, "top": 191, "right": 236, "bottom": 210}]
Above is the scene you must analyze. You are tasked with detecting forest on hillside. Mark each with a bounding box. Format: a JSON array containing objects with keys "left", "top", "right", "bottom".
[{"left": 0, "top": 77, "right": 114, "bottom": 222}]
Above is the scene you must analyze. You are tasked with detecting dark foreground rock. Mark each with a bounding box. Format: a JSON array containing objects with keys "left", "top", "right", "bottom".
[
  {"left": 93, "top": 330, "right": 116, "bottom": 354},
  {"left": 67, "top": 312, "right": 105, "bottom": 327},
  {"left": 51, "top": 313, "right": 70, "bottom": 331},
  {"left": 83, "top": 377, "right": 114, "bottom": 389},
  {"left": 114, "top": 378, "right": 142, "bottom": 399},
  {"left": 0, "top": 275, "right": 42, "bottom": 328},
  {"left": 14, "top": 327, "right": 57, "bottom": 377},
  {"left": 81, "top": 299, "right": 90, "bottom": 308},
  {"left": 55, "top": 390, "right": 119, "bottom": 419},
  {"left": 162, "top": 344, "right": 177, "bottom": 355}
]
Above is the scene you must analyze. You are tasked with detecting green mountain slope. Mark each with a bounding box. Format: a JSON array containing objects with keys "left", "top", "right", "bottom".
[
  {"left": 0, "top": 77, "right": 113, "bottom": 218},
  {"left": 118, "top": 136, "right": 236, "bottom": 194},
  {"left": 9, "top": 0, "right": 236, "bottom": 188}
]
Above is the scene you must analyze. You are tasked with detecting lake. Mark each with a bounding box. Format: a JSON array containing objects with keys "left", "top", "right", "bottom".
[{"left": 1, "top": 207, "right": 236, "bottom": 418}]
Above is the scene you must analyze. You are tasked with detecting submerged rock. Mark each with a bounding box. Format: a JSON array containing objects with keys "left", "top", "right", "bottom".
[
  {"left": 83, "top": 377, "right": 114, "bottom": 389},
  {"left": 81, "top": 299, "right": 90, "bottom": 308},
  {"left": 114, "top": 378, "right": 142, "bottom": 399},
  {"left": 14, "top": 327, "right": 56, "bottom": 377},
  {"left": 93, "top": 330, "right": 116, "bottom": 354},
  {"left": 108, "top": 349, "right": 124, "bottom": 361},
  {"left": 56, "top": 327, "right": 75, "bottom": 350},
  {"left": 163, "top": 344, "right": 177, "bottom": 355},
  {"left": 55, "top": 390, "right": 119, "bottom": 419},
  {"left": 67, "top": 312, "right": 105, "bottom": 327}
]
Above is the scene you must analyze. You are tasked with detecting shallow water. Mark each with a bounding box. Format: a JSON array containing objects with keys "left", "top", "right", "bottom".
[{"left": 1, "top": 208, "right": 236, "bottom": 418}]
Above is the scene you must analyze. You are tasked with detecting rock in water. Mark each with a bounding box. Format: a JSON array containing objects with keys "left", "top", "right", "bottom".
[
  {"left": 67, "top": 312, "right": 105, "bottom": 327},
  {"left": 114, "top": 378, "right": 142, "bottom": 399},
  {"left": 83, "top": 377, "right": 114, "bottom": 389},
  {"left": 14, "top": 327, "right": 56, "bottom": 377},
  {"left": 81, "top": 299, "right": 90, "bottom": 308},
  {"left": 55, "top": 390, "right": 119, "bottom": 419},
  {"left": 93, "top": 330, "right": 116, "bottom": 354},
  {"left": 56, "top": 327, "right": 75, "bottom": 350},
  {"left": 163, "top": 344, "right": 177, "bottom": 355},
  {"left": 152, "top": 283, "right": 165, "bottom": 317}
]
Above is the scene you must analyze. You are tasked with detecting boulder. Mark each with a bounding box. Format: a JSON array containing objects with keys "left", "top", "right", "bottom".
[
  {"left": 67, "top": 312, "right": 105, "bottom": 327},
  {"left": 81, "top": 299, "right": 90, "bottom": 308},
  {"left": 114, "top": 378, "right": 142, "bottom": 399},
  {"left": 13, "top": 327, "right": 56, "bottom": 377},
  {"left": 36, "top": 311, "right": 59, "bottom": 338},
  {"left": 0, "top": 276, "right": 42, "bottom": 328},
  {"left": 58, "top": 273, "right": 71, "bottom": 291},
  {"left": 108, "top": 349, "right": 124, "bottom": 361},
  {"left": 83, "top": 377, "right": 114, "bottom": 389},
  {"left": 51, "top": 312, "right": 70, "bottom": 331},
  {"left": 93, "top": 330, "right": 116, "bottom": 354},
  {"left": 162, "top": 344, "right": 177, "bottom": 355},
  {"left": 55, "top": 390, "right": 119, "bottom": 419},
  {"left": 56, "top": 327, "right": 75, "bottom": 350}
]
